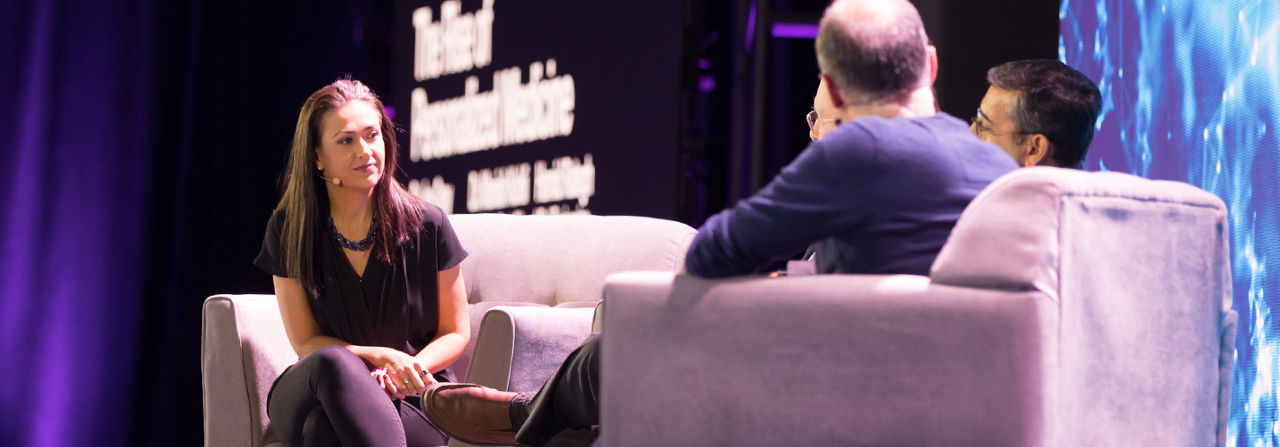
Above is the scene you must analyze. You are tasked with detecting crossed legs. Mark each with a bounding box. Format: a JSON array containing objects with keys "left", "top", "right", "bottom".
[{"left": 268, "top": 345, "right": 448, "bottom": 447}]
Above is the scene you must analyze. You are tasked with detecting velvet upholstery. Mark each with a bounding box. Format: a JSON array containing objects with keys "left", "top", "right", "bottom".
[
  {"left": 600, "top": 168, "right": 1236, "bottom": 446},
  {"left": 201, "top": 214, "right": 695, "bottom": 447}
]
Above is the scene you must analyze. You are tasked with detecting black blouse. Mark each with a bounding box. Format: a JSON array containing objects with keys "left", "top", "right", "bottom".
[{"left": 254, "top": 202, "right": 467, "bottom": 378}]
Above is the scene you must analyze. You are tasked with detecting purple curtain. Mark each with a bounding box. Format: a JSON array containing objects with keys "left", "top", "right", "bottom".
[
  {"left": 1, "top": 0, "right": 388, "bottom": 444},
  {"left": 0, "top": 0, "right": 152, "bottom": 445}
]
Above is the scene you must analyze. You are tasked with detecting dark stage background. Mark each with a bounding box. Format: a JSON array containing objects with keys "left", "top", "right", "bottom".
[
  {"left": 0, "top": 0, "right": 1054, "bottom": 445},
  {"left": 387, "top": 0, "right": 687, "bottom": 219}
]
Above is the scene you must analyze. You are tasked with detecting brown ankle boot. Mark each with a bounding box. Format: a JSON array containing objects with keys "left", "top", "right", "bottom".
[{"left": 421, "top": 383, "right": 519, "bottom": 446}]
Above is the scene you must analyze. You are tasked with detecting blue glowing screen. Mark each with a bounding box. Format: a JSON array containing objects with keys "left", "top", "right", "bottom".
[{"left": 1061, "top": 0, "right": 1280, "bottom": 443}]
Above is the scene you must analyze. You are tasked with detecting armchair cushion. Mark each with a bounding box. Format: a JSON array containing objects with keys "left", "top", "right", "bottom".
[{"left": 448, "top": 214, "right": 695, "bottom": 306}]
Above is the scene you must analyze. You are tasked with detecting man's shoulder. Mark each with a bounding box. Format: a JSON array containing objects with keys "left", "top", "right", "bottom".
[
  {"left": 849, "top": 112, "right": 968, "bottom": 139},
  {"left": 814, "top": 112, "right": 1014, "bottom": 183},
  {"left": 817, "top": 112, "right": 976, "bottom": 158}
]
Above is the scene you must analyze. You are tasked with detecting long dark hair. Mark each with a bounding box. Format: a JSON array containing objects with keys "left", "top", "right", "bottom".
[{"left": 276, "top": 79, "right": 423, "bottom": 294}]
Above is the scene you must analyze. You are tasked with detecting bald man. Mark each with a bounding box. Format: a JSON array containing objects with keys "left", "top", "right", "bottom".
[
  {"left": 420, "top": 1, "right": 1016, "bottom": 445},
  {"left": 685, "top": 0, "right": 1015, "bottom": 277}
]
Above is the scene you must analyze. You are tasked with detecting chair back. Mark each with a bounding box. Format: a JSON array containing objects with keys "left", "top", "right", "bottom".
[
  {"left": 450, "top": 213, "right": 696, "bottom": 306},
  {"left": 932, "top": 167, "right": 1236, "bottom": 446}
]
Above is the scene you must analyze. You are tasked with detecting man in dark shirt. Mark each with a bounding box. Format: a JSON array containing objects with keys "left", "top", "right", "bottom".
[
  {"left": 782, "top": 59, "right": 1103, "bottom": 275},
  {"left": 420, "top": 1, "right": 1016, "bottom": 445},
  {"left": 684, "top": 1, "right": 1016, "bottom": 277},
  {"left": 969, "top": 59, "right": 1103, "bottom": 169}
]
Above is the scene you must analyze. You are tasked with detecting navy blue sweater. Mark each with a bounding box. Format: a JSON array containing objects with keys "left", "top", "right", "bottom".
[{"left": 685, "top": 112, "right": 1017, "bottom": 277}]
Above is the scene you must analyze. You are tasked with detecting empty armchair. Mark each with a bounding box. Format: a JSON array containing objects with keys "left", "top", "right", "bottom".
[{"left": 600, "top": 167, "right": 1236, "bottom": 446}]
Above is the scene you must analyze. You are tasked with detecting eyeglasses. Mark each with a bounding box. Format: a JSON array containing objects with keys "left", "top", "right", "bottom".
[
  {"left": 806, "top": 110, "right": 836, "bottom": 130},
  {"left": 970, "top": 108, "right": 1023, "bottom": 139}
]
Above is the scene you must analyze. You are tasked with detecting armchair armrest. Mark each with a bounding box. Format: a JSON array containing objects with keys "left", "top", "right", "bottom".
[
  {"left": 202, "top": 294, "right": 296, "bottom": 447},
  {"left": 599, "top": 272, "right": 1054, "bottom": 446},
  {"left": 466, "top": 305, "right": 597, "bottom": 393}
]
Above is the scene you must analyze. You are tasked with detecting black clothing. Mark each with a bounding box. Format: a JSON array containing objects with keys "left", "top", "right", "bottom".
[
  {"left": 254, "top": 202, "right": 467, "bottom": 446},
  {"left": 685, "top": 113, "right": 1016, "bottom": 277},
  {"left": 516, "top": 334, "right": 602, "bottom": 446},
  {"left": 254, "top": 203, "right": 467, "bottom": 359},
  {"left": 267, "top": 346, "right": 448, "bottom": 447}
]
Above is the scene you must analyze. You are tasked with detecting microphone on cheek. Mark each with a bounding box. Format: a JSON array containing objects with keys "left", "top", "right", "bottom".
[{"left": 319, "top": 174, "right": 343, "bottom": 187}]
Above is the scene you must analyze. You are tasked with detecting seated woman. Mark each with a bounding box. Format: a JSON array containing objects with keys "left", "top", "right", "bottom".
[{"left": 254, "top": 78, "right": 469, "bottom": 447}]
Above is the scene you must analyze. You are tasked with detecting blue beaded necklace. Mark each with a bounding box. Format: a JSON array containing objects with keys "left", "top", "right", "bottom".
[{"left": 329, "top": 216, "right": 378, "bottom": 251}]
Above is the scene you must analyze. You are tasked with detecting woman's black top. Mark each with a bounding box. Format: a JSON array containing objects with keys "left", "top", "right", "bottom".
[{"left": 254, "top": 202, "right": 467, "bottom": 377}]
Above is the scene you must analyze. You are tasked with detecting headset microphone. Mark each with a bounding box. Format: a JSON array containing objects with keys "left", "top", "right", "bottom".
[{"left": 319, "top": 174, "right": 343, "bottom": 187}]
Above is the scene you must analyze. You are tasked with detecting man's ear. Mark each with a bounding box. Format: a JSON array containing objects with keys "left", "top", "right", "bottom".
[
  {"left": 1024, "top": 135, "right": 1054, "bottom": 167},
  {"left": 820, "top": 73, "right": 847, "bottom": 109},
  {"left": 925, "top": 45, "right": 938, "bottom": 85}
]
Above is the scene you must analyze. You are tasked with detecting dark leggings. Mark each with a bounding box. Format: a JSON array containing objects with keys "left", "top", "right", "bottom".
[{"left": 267, "top": 346, "right": 448, "bottom": 447}]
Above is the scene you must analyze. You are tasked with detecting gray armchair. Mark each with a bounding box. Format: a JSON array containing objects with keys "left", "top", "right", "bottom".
[
  {"left": 201, "top": 213, "right": 695, "bottom": 447},
  {"left": 600, "top": 167, "right": 1237, "bottom": 446}
]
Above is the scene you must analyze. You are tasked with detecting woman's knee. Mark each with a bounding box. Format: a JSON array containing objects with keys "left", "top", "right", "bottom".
[
  {"left": 303, "top": 345, "right": 367, "bottom": 378},
  {"left": 301, "top": 407, "right": 341, "bottom": 447}
]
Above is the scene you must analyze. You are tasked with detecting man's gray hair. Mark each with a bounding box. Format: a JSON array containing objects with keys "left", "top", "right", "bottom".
[{"left": 815, "top": 0, "right": 928, "bottom": 105}]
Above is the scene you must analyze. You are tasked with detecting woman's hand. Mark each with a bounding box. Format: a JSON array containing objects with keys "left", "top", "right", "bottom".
[
  {"left": 361, "top": 346, "right": 436, "bottom": 399},
  {"left": 371, "top": 367, "right": 437, "bottom": 400},
  {"left": 371, "top": 368, "right": 398, "bottom": 399}
]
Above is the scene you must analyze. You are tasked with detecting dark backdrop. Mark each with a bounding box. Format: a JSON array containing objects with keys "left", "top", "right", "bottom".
[
  {"left": 1, "top": 0, "right": 396, "bottom": 444},
  {"left": 388, "top": 0, "right": 687, "bottom": 219},
  {"left": 0, "top": 0, "right": 1055, "bottom": 445},
  {"left": 133, "top": 1, "right": 396, "bottom": 444}
]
